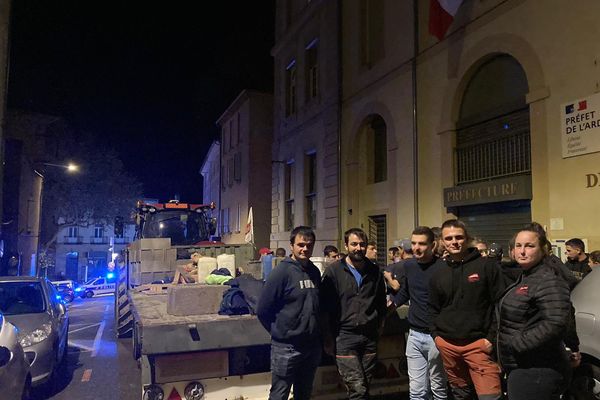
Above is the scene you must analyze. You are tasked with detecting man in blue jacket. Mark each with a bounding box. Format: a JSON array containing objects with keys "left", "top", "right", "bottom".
[{"left": 256, "top": 226, "right": 322, "bottom": 400}]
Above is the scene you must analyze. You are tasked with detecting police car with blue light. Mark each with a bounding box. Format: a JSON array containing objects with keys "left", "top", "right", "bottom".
[{"left": 75, "top": 275, "right": 115, "bottom": 298}]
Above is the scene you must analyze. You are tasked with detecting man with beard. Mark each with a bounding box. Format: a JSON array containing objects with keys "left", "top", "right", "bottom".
[
  {"left": 320, "top": 228, "right": 387, "bottom": 400},
  {"left": 257, "top": 226, "right": 322, "bottom": 400}
]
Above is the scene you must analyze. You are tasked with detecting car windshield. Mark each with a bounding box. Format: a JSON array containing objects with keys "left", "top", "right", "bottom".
[
  {"left": 141, "top": 210, "right": 208, "bottom": 245},
  {"left": 0, "top": 282, "right": 46, "bottom": 315},
  {"left": 84, "top": 278, "right": 98, "bottom": 285}
]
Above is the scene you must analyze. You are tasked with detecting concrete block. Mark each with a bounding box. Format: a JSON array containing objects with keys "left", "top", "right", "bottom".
[{"left": 167, "top": 284, "right": 228, "bottom": 316}]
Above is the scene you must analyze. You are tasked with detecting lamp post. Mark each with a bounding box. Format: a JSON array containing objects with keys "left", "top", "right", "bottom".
[{"left": 35, "top": 162, "right": 79, "bottom": 277}]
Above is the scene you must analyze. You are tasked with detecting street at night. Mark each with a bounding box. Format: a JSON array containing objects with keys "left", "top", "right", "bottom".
[
  {"left": 2, "top": 0, "right": 600, "bottom": 399},
  {"left": 30, "top": 295, "right": 139, "bottom": 400}
]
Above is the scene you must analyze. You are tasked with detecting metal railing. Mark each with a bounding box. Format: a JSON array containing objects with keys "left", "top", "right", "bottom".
[{"left": 455, "top": 132, "right": 530, "bottom": 185}]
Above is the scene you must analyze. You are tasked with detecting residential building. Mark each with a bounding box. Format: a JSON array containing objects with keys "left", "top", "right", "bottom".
[
  {"left": 54, "top": 221, "right": 135, "bottom": 282},
  {"left": 200, "top": 140, "right": 221, "bottom": 234},
  {"left": 271, "top": 0, "right": 340, "bottom": 254},
  {"left": 216, "top": 90, "right": 273, "bottom": 249}
]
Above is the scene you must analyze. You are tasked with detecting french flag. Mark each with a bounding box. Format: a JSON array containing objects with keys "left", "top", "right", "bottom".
[{"left": 429, "top": 0, "right": 464, "bottom": 41}]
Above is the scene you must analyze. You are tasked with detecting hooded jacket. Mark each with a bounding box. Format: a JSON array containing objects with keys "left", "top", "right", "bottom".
[
  {"left": 497, "top": 260, "right": 571, "bottom": 374},
  {"left": 256, "top": 257, "right": 321, "bottom": 344},
  {"left": 428, "top": 247, "right": 505, "bottom": 342}
]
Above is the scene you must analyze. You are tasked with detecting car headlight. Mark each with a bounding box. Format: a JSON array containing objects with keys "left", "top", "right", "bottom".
[
  {"left": 18, "top": 322, "right": 52, "bottom": 347},
  {"left": 75, "top": 287, "right": 83, "bottom": 292}
]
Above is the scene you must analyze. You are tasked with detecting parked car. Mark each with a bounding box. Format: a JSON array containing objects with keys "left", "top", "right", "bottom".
[
  {"left": 51, "top": 280, "right": 75, "bottom": 303},
  {"left": 0, "top": 312, "right": 31, "bottom": 399},
  {"left": 0, "top": 276, "right": 69, "bottom": 386},
  {"left": 570, "top": 267, "right": 600, "bottom": 395},
  {"left": 76, "top": 277, "right": 115, "bottom": 298}
]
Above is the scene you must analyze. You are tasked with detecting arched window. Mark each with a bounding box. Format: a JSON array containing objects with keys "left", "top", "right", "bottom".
[
  {"left": 456, "top": 55, "right": 530, "bottom": 184},
  {"left": 366, "top": 115, "right": 387, "bottom": 184}
]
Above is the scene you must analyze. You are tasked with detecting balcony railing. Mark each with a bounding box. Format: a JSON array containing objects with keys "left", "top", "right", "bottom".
[
  {"left": 63, "top": 236, "right": 82, "bottom": 244},
  {"left": 455, "top": 132, "right": 531, "bottom": 185},
  {"left": 89, "top": 236, "right": 109, "bottom": 244},
  {"left": 114, "top": 237, "right": 130, "bottom": 244}
]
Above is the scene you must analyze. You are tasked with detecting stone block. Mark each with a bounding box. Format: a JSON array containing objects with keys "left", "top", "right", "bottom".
[{"left": 167, "top": 284, "right": 228, "bottom": 316}]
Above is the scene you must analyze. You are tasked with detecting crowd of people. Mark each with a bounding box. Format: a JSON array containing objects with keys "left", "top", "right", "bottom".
[{"left": 255, "top": 221, "right": 597, "bottom": 400}]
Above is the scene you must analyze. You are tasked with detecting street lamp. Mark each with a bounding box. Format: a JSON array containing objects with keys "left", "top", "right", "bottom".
[
  {"left": 35, "top": 162, "right": 80, "bottom": 277},
  {"left": 43, "top": 162, "right": 79, "bottom": 173}
]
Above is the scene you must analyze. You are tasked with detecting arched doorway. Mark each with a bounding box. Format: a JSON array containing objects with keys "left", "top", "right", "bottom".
[{"left": 449, "top": 55, "right": 532, "bottom": 247}]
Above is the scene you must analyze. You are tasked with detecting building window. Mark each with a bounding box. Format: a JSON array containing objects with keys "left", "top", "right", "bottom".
[
  {"left": 360, "top": 0, "right": 385, "bottom": 68},
  {"left": 67, "top": 226, "right": 78, "bottom": 237},
  {"left": 285, "top": 60, "right": 297, "bottom": 116},
  {"left": 220, "top": 208, "right": 230, "bottom": 234},
  {"left": 284, "top": 161, "right": 295, "bottom": 231},
  {"left": 305, "top": 39, "right": 319, "bottom": 101},
  {"left": 222, "top": 126, "right": 230, "bottom": 153},
  {"left": 228, "top": 158, "right": 234, "bottom": 186},
  {"left": 236, "top": 113, "right": 241, "bottom": 144},
  {"left": 234, "top": 152, "right": 242, "bottom": 182},
  {"left": 230, "top": 119, "right": 236, "bottom": 148},
  {"left": 94, "top": 226, "right": 104, "bottom": 238},
  {"left": 305, "top": 152, "right": 317, "bottom": 228},
  {"left": 235, "top": 204, "right": 241, "bottom": 233},
  {"left": 221, "top": 165, "right": 226, "bottom": 191},
  {"left": 366, "top": 115, "right": 387, "bottom": 184}
]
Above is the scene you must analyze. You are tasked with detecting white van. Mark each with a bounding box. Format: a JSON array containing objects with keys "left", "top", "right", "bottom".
[{"left": 77, "top": 277, "right": 115, "bottom": 298}]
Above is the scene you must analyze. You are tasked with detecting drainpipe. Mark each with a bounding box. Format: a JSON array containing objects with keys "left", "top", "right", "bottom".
[
  {"left": 412, "top": 0, "right": 419, "bottom": 228},
  {"left": 337, "top": 0, "right": 343, "bottom": 248}
]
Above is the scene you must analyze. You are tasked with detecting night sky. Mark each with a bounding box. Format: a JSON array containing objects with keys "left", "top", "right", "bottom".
[{"left": 8, "top": 1, "right": 275, "bottom": 203}]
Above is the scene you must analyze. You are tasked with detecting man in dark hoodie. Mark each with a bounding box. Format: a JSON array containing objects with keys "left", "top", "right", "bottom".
[
  {"left": 428, "top": 219, "right": 505, "bottom": 400},
  {"left": 321, "top": 228, "right": 387, "bottom": 400},
  {"left": 256, "top": 226, "right": 322, "bottom": 400}
]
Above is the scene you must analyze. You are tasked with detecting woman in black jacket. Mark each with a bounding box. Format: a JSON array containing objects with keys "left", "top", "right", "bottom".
[{"left": 497, "top": 226, "right": 572, "bottom": 400}]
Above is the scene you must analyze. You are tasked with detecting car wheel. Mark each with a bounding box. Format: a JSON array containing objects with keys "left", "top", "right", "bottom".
[{"left": 85, "top": 290, "right": 94, "bottom": 298}]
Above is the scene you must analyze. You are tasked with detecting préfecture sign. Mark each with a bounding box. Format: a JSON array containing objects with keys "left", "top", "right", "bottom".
[{"left": 561, "top": 92, "right": 600, "bottom": 158}]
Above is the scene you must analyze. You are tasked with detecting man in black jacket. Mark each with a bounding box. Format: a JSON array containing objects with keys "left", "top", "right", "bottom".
[
  {"left": 394, "top": 227, "right": 447, "bottom": 399},
  {"left": 321, "top": 228, "right": 387, "bottom": 400},
  {"left": 565, "top": 238, "right": 592, "bottom": 280},
  {"left": 256, "top": 226, "right": 321, "bottom": 400},
  {"left": 428, "top": 219, "right": 504, "bottom": 400}
]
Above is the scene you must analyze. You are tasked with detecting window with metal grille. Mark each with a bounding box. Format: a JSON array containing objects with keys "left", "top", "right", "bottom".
[
  {"left": 455, "top": 109, "right": 530, "bottom": 185},
  {"left": 367, "top": 215, "right": 387, "bottom": 266}
]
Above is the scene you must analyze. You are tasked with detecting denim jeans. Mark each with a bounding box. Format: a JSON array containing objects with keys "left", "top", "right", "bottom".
[
  {"left": 269, "top": 340, "right": 322, "bottom": 400},
  {"left": 406, "top": 329, "right": 448, "bottom": 400}
]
